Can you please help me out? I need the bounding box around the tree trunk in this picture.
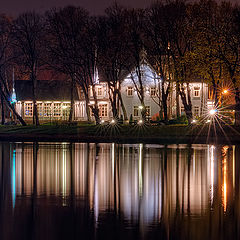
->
[92,85,100,124]
[233,78,240,126]
[0,86,26,126]
[69,77,74,122]
[118,91,128,121]
[179,84,193,124]
[176,82,180,118]
[1,94,4,125]
[32,74,39,126]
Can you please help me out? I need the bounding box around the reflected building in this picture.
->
[6,142,237,238]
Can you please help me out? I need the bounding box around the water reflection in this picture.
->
[0,142,239,239]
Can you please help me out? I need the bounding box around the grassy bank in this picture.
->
[0,123,239,144]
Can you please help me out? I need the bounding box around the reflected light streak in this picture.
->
[112,143,115,181]
[139,144,143,197]
[11,149,16,209]
[62,147,67,205]
[222,146,228,212]
[233,146,235,190]
[210,145,215,206]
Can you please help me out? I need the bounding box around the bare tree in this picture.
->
[145,2,174,122]
[125,9,148,121]
[0,15,26,125]
[97,4,130,121]
[12,12,44,125]
[46,7,101,124]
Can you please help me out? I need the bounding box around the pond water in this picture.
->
[0,142,239,240]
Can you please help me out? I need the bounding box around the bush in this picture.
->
[168,115,188,125]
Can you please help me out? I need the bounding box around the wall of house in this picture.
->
[120,64,210,121]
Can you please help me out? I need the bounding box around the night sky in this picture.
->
[1,0,149,16]
[1,0,239,16]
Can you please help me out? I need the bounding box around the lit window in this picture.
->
[127,87,133,96]
[99,104,108,117]
[194,106,200,116]
[89,86,93,97]
[97,87,103,96]
[150,88,156,97]
[44,103,52,117]
[62,103,70,119]
[146,106,150,116]
[181,107,185,115]
[134,106,139,116]
[53,103,61,116]
[24,103,33,117]
[194,87,200,97]
[37,103,43,117]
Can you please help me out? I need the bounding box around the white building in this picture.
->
[15,64,211,122]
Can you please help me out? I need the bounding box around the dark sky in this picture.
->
[1,0,239,16]
[0,0,150,16]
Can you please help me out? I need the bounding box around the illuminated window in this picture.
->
[146,106,150,116]
[150,88,156,97]
[44,103,52,117]
[37,103,43,117]
[194,87,200,97]
[89,86,93,97]
[194,106,200,116]
[127,87,133,96]
[62,103,70,119]
[53,103,61,116]
[24,103,33,117]
[208,85,214,100]
[97,87,103,96]
[133,106,139,116]
[181,107,185,115]
[99,104,108,117]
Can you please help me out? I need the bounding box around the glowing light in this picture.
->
[139,106,143,110]
[222,146,228,212]
[206,119,211,123]
[191,119,196,124]
[209,109,217,115]
[138,120,143,125]
[100,120,105,124]
[222,89,228,95]
[11,150,16,209]
[62,105,68,109]
[111,119,115,124]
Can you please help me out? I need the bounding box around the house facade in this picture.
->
[14,64,211,123]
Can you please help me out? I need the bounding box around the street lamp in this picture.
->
[222,89,228,95]
[209,109,217,116]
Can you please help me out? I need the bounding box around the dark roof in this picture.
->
[15,80,79,101]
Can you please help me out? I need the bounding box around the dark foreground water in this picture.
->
[0,142,239,240]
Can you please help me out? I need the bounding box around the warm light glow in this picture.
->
[62,105,68,109]
[209,109,217,115]
[100,120,105,124]
[138,120,143,125]
[222,146,228,212]
[139,106,143,110]
[111,119,115,124]
[222,89,228,95]
[191,119,196,124]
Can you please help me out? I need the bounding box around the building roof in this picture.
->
[15,80,79,101]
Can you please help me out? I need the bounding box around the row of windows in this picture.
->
[133,106,150,117]
[126,87,201,97]
[24,103,70,117]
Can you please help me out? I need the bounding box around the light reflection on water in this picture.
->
[0,142,239,239]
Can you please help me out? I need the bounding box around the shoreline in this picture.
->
[0,124,240,144]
